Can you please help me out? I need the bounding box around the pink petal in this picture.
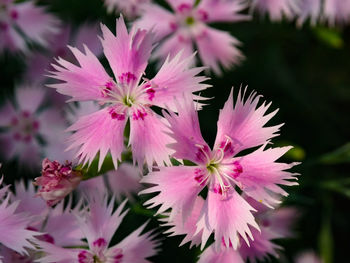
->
[296,0,322,26]
[14,2,60,47]
[148,51,209,110]
[15,86,45,113]
[250,0,299,21]
[197,186,258,250]
[197,0,250,23]
[74,23,103,57]
[76,196,128,248]
[235,145,299,207]
[0,26,27,52]
[49,45,111,101]
[129,108,173,168]
[214,88,282,156]
[164,95,210,164]
[195,25,244,75]
[135,4,175,41]
[153,30,195,67]
[100,16,154,85]
[67,108,127,169]
[164,196,205,248]
[0,198,38,254]
[324,0,350,25]
[107,162,143,201]
[114,221,159,263]
[198,245,244,263]
[0,100,16,126]
[166,0,194,11]
[141,166,205,220]
[36,240,80,263]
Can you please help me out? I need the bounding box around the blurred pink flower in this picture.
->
[0,178,39,255]
[248,0,299,21]
[0,0,59,53]
[34,158,82,206]
[37,195,159,263]
[141,89,298,250]
[238,196,299,262]
[136,0,249,74]
[2,181,84,262]
[104,0,151,19]
[0,86,65,168]
[295,251,323,263]
[48,16,208,169]
[296,0,322,26]
[323,0,350,26]
[25,23,103,86]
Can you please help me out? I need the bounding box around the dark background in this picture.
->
[0,0,349,262]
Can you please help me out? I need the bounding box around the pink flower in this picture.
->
[0,86,65,168]
[104,0,151,19]
[2,181,85,261]
[0,0,59,53]
[34,158,82,206]
[248,0,299,21]
[25,23,103,86]
[37,195,159,263]
[238,196,298,262]
[323,0,350,26]
[135,0,249,74]
[0,178,39,255]
[296,0,322,26]
[198,245,244,263]
[48,16,208,169]
[295,251,323,263]
[141,89,298,249]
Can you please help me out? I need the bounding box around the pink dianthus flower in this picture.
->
[141,88,298,250]
[135,0,249,74]
[48,16,208,169]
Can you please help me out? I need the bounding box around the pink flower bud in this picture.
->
[34,158,82,206]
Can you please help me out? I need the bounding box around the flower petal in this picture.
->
[164,95,210,164]
[235,145,299,207]
[197,186,258,250]
[48,45,111,101]
[148,51,209,110]
[15,86,45,113]
[195,26,243,75]
[100,16,154,85]
[67,108,127,169]
[214,88,282,156]
[129,109,173,168]
[141,166,205,221]
[198,245,244,263]
[114,221,159,263]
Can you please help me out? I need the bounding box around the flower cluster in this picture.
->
[0,0,315,261]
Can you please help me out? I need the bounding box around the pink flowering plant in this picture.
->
[1,0,349,262]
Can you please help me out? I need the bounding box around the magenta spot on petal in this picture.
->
[177,34,190,43]
[40,233,55,244]
[195,145,210,163]
[219,140,235,156]
[195,30,208,40]
[109,108,126,120]
[194,168,207,186]
[32,120,40,130]
[78,250,92,263]
[0,22,9,31]
[230,161,243,179]
[177,3,192,13]
[22,110,30,118]
[146,88,155,101]
[197,9,209,21]
[23,135,32,143]
[213,185,223,195]
[13,132,21,141]
[93,237,107,248]
[10,117,18,126]
[132,109,147,120]
[262,219,270,227]
[10,10,18,20]
[169,21,178,31]
[118,72,137,84]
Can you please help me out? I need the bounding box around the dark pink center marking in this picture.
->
[109,108,125,120]
[132,109,147,120]
[119,72,137,84]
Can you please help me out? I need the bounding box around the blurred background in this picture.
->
[0,0,349,262]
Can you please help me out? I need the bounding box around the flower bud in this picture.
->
[34,158,82,206]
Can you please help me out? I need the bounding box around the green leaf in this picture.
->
[320,142,350,164]
[313,27,344,49]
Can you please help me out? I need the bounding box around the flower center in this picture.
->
[10,111,40,143]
